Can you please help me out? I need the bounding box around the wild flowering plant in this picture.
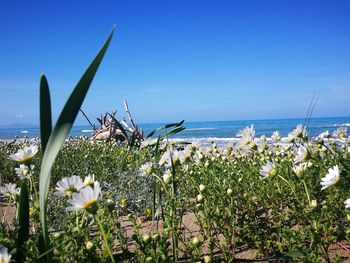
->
[1,27,350,262]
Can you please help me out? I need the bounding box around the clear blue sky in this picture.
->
[0,0,349,126]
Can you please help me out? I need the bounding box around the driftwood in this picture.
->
[80,100,143,143]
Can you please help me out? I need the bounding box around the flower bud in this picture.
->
[163,173,172,185]
[204,255,212,263]
[197,194,204,203]
[192,236,200,247]
[145,256,153,263]
[199,184,206,192]
[227,188,233,197]
[85,241,94,251]
[310,200,317,208]
[143,234,151,244]
[106,198,115,210]
[152,233,160,241]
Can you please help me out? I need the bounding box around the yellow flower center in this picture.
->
[83,199,97,210]
[243,139,250,146]
[302,150,309,161]
[269,168,277,177]
[84,181,94,187]
[19,156,33,164]
[65,187,78,197]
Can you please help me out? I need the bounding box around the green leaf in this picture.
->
[146,129,156,139]
[16,180,29,263]
[155,135,161,156]
[146,120,185,138]
[40,75,52,153]
[164,120,184,129]
[39,27,115,253]
[283,250,304,258]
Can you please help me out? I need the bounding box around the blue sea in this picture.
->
[0,117,349,141]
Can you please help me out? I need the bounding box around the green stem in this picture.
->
[28,173,39,206]
[277,174,302,205]
[95,214,115,262]
[302,179,311,206]
[80,210,86,228]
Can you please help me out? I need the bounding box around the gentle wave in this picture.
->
[21,130,28,134]
[81,129,93,133]
[186,128,217,131]
[333,123,350,127]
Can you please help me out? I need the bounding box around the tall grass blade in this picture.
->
[39,75,52,153]
[39,27,114,253]
[16,180,29,263]
[164,120,184,129]
[146,120,185,138]
[146,129,156,139]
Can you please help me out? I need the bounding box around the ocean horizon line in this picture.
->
[1,115,350,129]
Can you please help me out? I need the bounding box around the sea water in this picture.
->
[0,117,349,141]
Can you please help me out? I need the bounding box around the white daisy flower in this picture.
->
[66,182,101,214]
[0,183,20,199]
[171,149,185,165]
[180,145,192,163]
[344,198,350,209]
[9,144,39,164]
[159,149,171,167]
[315,131,330,142]
[320,165,341,190]
[236,125,255,139]
[292,162,308,177]
[236,135,253,149]
[257,137,268,152]
[139,162,153,176]
[159,148,184,167]
[288,124,307,142]
[333,127,347,139]
[260,161,277,179]
[55,175,84,197]
[271,131,281,142]
[14,164,30,178]
[83,174,95,187]
[236,145,252,157]
[294,145,310,163]
[0,247,11,263]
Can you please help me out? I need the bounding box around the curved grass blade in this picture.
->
[146,129,156,139]
[108,113,128,140]
[16,180,29,263]
[164,120,184,129]
[39,27,115,252]
[40,75,52,153]
[146,120,185,138]
[154,135,161,155]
